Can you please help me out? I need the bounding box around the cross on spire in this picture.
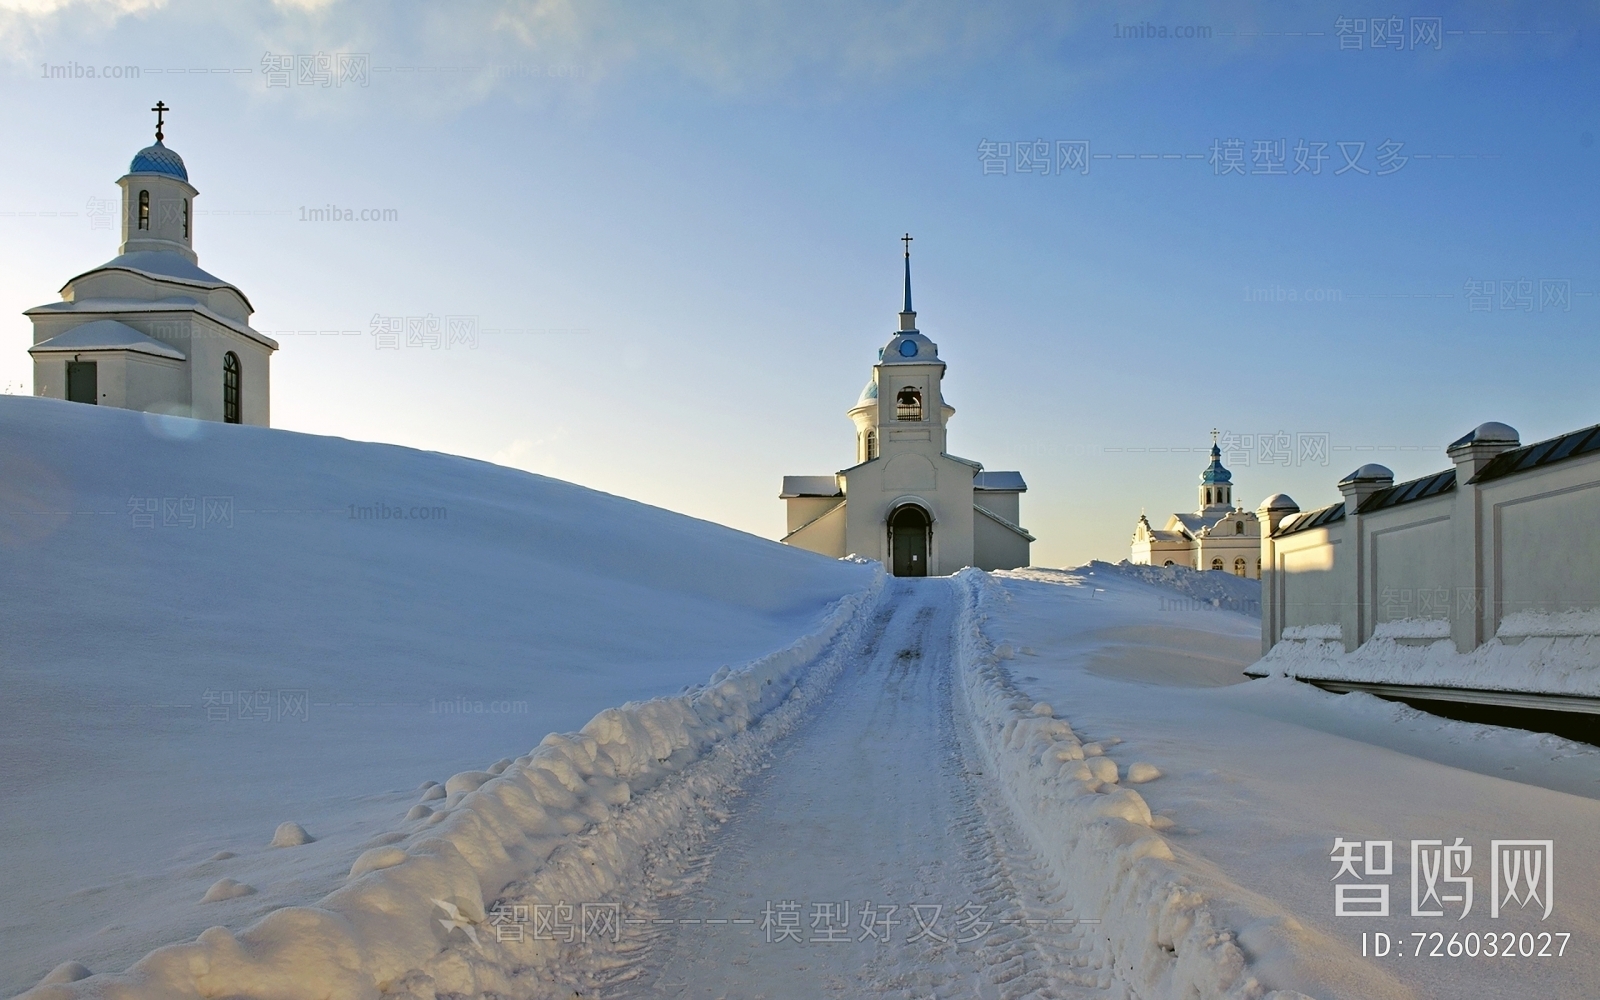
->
[151,100,168,142]
[1211,427,1219,446]
[901,232,913,257]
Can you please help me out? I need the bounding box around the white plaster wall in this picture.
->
[973,509,1029,571]
[1490,457,1600,620]
[1366,499,1453,623]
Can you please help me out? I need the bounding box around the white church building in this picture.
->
[780,241,1032,576]
[1129,434,1261,578]
[26,105,276,424]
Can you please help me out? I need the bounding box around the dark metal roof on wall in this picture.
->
[973,470,1027,491]
[1357,468,1456,514]
[1274,501,1345,537]
[1472,422,1600,484]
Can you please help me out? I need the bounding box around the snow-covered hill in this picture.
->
[0,395,873,994]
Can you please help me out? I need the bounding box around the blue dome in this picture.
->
[129,141,188,180]
[857,378,879,405]
[1200,444,1233,484]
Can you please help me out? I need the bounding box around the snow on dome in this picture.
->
[1339,463,1394,484]
[878,331,938,365]
[1259,493,1298,510]
[1449,421,1520,450]
[128,141,188,181]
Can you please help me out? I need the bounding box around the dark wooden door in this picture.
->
[890,506,929,577]
[66,361,97,404]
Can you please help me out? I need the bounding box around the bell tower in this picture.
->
[847,235,955,460]
[1198,429,1234,511]
[117,101,200,263]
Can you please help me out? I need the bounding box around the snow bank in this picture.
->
[1261,616,1600,697]
[951,569,1408,1000]
[0,394,875,992]
[16,570,885,999]
[1095,560,1262,616]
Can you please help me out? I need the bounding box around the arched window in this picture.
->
[138,190,150,230]
[1255,558,1261,578]
[1162,560,1174,567]
[182,199,189,238]
[223,351,241,423]
[1235,520,1244,534]
[866,429,877,460]
[1205,488,1212,504]
[895,387,922,421]
[1210,557,1224,571]
[1234,557,1246,577]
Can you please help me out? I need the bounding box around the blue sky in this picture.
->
[2,0,1595,566]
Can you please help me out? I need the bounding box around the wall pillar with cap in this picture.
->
[1446,422,1521,653]
[1256,493,1301,655]
[1336,464,1394,652]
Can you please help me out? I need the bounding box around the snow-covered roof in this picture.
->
[974,503,1036,541]
[1171,512,1227,535]
[780,475,842,498]
[68,250,228,290]
[27,297,278,351]
[973,470,1027,492]
[28,319,187,360]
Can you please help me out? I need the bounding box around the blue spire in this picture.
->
[900,233,914,314]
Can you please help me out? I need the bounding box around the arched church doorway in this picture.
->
[889,505,930,577]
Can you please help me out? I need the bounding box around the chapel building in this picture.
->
[26,106,276,424]
[780,242,1032,576]
[1129,435,1261,577]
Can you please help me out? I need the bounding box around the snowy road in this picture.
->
[585,579,1115,999]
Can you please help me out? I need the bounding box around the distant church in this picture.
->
[1129,433,1261,577]
[26,104,276,424]
[780,239,1032,576]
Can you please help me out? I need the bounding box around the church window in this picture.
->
[1210,557,1224,571]
[1233,557,1246,577]
[1162,560,1174,567]
[182,199,189,238]
[1205,488,1211,505]
[895,387,922,421]
[223,351,241,423]
[1255,558,1261,578]
[866,430,878,460]
[1236,520,1244,534]
[138,190,150,230]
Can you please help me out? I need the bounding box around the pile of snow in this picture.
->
[984,566,1600,1000]
[0,395,875,994]
[17,573,884,999]
[1092,560,1262,616]
[1260,616,1600,697]
[952,569,1407,1000]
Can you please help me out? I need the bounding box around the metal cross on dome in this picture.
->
[151,101,169,142]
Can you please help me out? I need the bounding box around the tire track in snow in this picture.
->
[591,578,1118,999]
